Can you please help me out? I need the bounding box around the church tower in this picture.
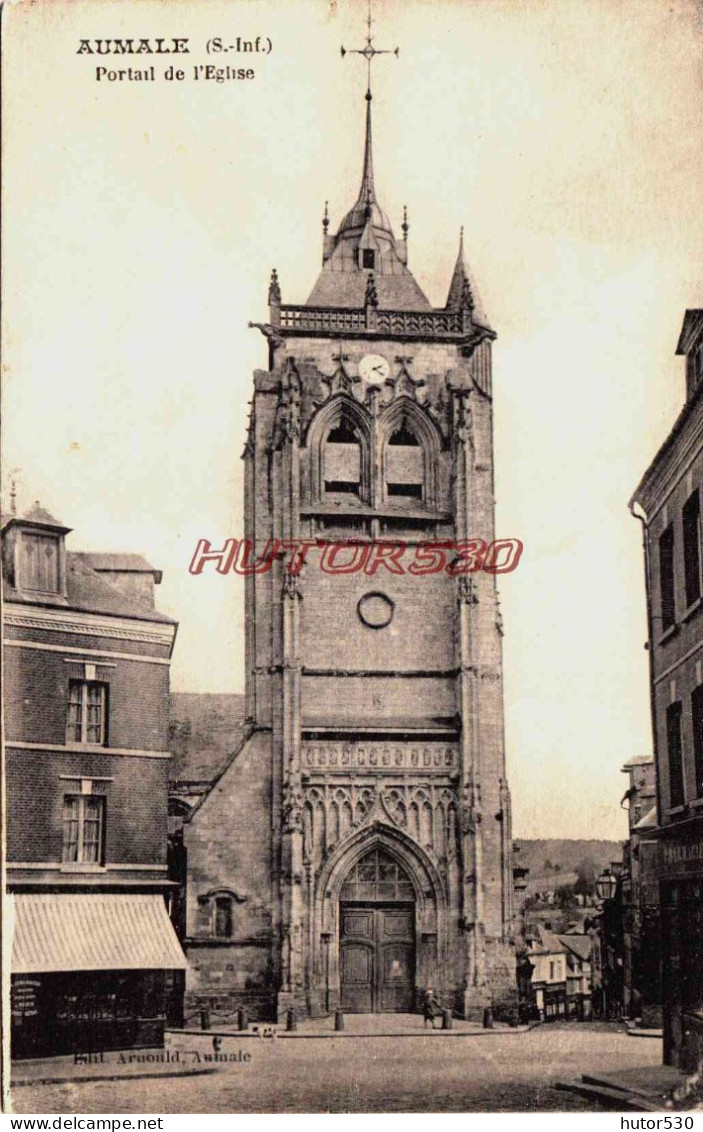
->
[184,14,517,1022]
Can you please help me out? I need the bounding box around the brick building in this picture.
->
[183,48,517,1023]
[3,503,187,1059]
[630,308,703,1069]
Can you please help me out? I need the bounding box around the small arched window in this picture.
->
[324,417,362,496]
[214,896,233,938]
[385,421,424,500]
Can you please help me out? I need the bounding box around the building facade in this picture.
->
[619,756,661,1026]
[184,55,517,1022]
[526,927,567,1021]
[630,309,703,1069]
[558,933,593,1021]
[3,504,187,1059]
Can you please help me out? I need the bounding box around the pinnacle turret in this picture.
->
[445,228,489,328]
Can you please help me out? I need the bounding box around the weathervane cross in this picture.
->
[340,0,399,91]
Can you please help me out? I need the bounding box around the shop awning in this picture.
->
[11,893,188,974]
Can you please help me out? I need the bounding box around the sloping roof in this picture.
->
[633,804,658,830]
[630,377,703,510]
[307,267,431,312]
[3,552,175,625]
[675,309,703,355]
[72,552,159,575]
[534,925,566,954]
[169,693,248,784]
[621,755,654,769]
[558,934,592,962]
[11,893,187,973]
[22,502,69,529]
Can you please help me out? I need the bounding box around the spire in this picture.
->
[337,0,398,237]
[446,228,467,309]
[337,84,392,237]
[359,88,376,209]
[307,3,431,312]
[445,227,488,326]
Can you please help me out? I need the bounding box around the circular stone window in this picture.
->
[357,591,395,629]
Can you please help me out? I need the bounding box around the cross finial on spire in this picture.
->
[340,0,399,219]
[340,0,399,96]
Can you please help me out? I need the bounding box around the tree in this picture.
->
[556,884,576,910]
[573,856,597,897]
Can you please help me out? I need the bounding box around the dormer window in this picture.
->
[362,249,375,269]
[3,504,69,595]
[20,531,61,593]
[324,418,361,496]
[386,423,423,500]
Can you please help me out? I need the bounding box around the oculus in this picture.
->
[357,591,394,629]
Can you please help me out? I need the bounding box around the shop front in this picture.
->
[656,823,703,1070]
[11,893,187,1060]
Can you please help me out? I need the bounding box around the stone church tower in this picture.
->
[184,47,517,1022]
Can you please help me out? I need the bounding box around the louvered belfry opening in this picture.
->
[323,417,362,496]
[386,422,423,499]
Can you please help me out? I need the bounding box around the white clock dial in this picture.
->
[359,354,390,383]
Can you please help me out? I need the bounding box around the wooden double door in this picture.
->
[340,904,415,1013]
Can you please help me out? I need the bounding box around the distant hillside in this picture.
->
[514,839,622,888]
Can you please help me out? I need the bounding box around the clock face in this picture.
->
[359,353,390,383]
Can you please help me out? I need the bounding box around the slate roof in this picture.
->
[168,693,248,784]
[307,266,431,312]
[675,309,703,355]
[72,552,160,575]
[558,934,592,963]
[3,552,175,625]
[533,925,566,954]
[2,504,174,625]
[22,502,70,529]
[445,230,490,328]
[305,89,431,313]
[630,370,703,510]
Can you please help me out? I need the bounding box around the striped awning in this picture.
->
[11,894,188,974]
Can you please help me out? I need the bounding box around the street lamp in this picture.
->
[596,868,618,901]
[595,868,621,1022]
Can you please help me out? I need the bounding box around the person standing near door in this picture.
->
[422,987,443,1029]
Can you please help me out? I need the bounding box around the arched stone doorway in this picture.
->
[339,847,415,1012]
[313,821,448,1015]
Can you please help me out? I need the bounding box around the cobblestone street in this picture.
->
[12,1024,663,1114]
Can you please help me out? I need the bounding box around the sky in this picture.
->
[4,0,703,839]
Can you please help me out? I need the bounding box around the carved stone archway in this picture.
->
[311,821,448,1012]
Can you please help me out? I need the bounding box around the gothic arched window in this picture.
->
[385,420,424,501]
[323,417,362,497]
[341,847,414,902]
